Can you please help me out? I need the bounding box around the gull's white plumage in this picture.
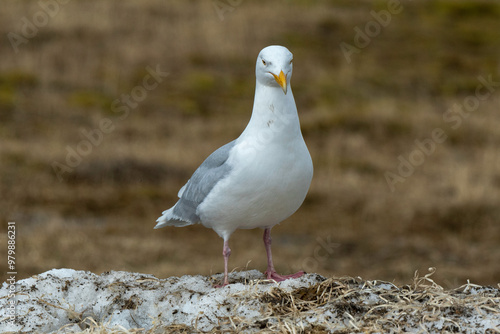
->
[155,45,313,286]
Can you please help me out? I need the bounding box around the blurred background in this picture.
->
[1,0,499,288]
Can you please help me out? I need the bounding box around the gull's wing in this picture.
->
[155,140,236,228]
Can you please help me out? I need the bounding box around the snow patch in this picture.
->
[1,269,499,333]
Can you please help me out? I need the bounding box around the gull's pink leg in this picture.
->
[214,240,231,288]
[263,228,304,282]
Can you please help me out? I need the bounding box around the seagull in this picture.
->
[155,45,313,287]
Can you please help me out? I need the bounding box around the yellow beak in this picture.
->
[271,70,287,94]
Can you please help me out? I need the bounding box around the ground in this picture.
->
[1,269,499,333]
[0,0,500,289]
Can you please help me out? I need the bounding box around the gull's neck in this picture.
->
[239,83,302,142]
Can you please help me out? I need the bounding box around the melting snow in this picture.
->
[1,269,499,333]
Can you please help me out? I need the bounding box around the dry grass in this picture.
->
[1,0,500,287]
[21,269,500,333]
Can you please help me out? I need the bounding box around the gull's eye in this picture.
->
[262,59,267,66]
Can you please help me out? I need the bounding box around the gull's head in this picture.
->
[256,45,293,95]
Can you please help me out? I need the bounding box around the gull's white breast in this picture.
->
[197,127,313,239]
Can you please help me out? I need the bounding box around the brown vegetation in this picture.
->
[1,0,499,287]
